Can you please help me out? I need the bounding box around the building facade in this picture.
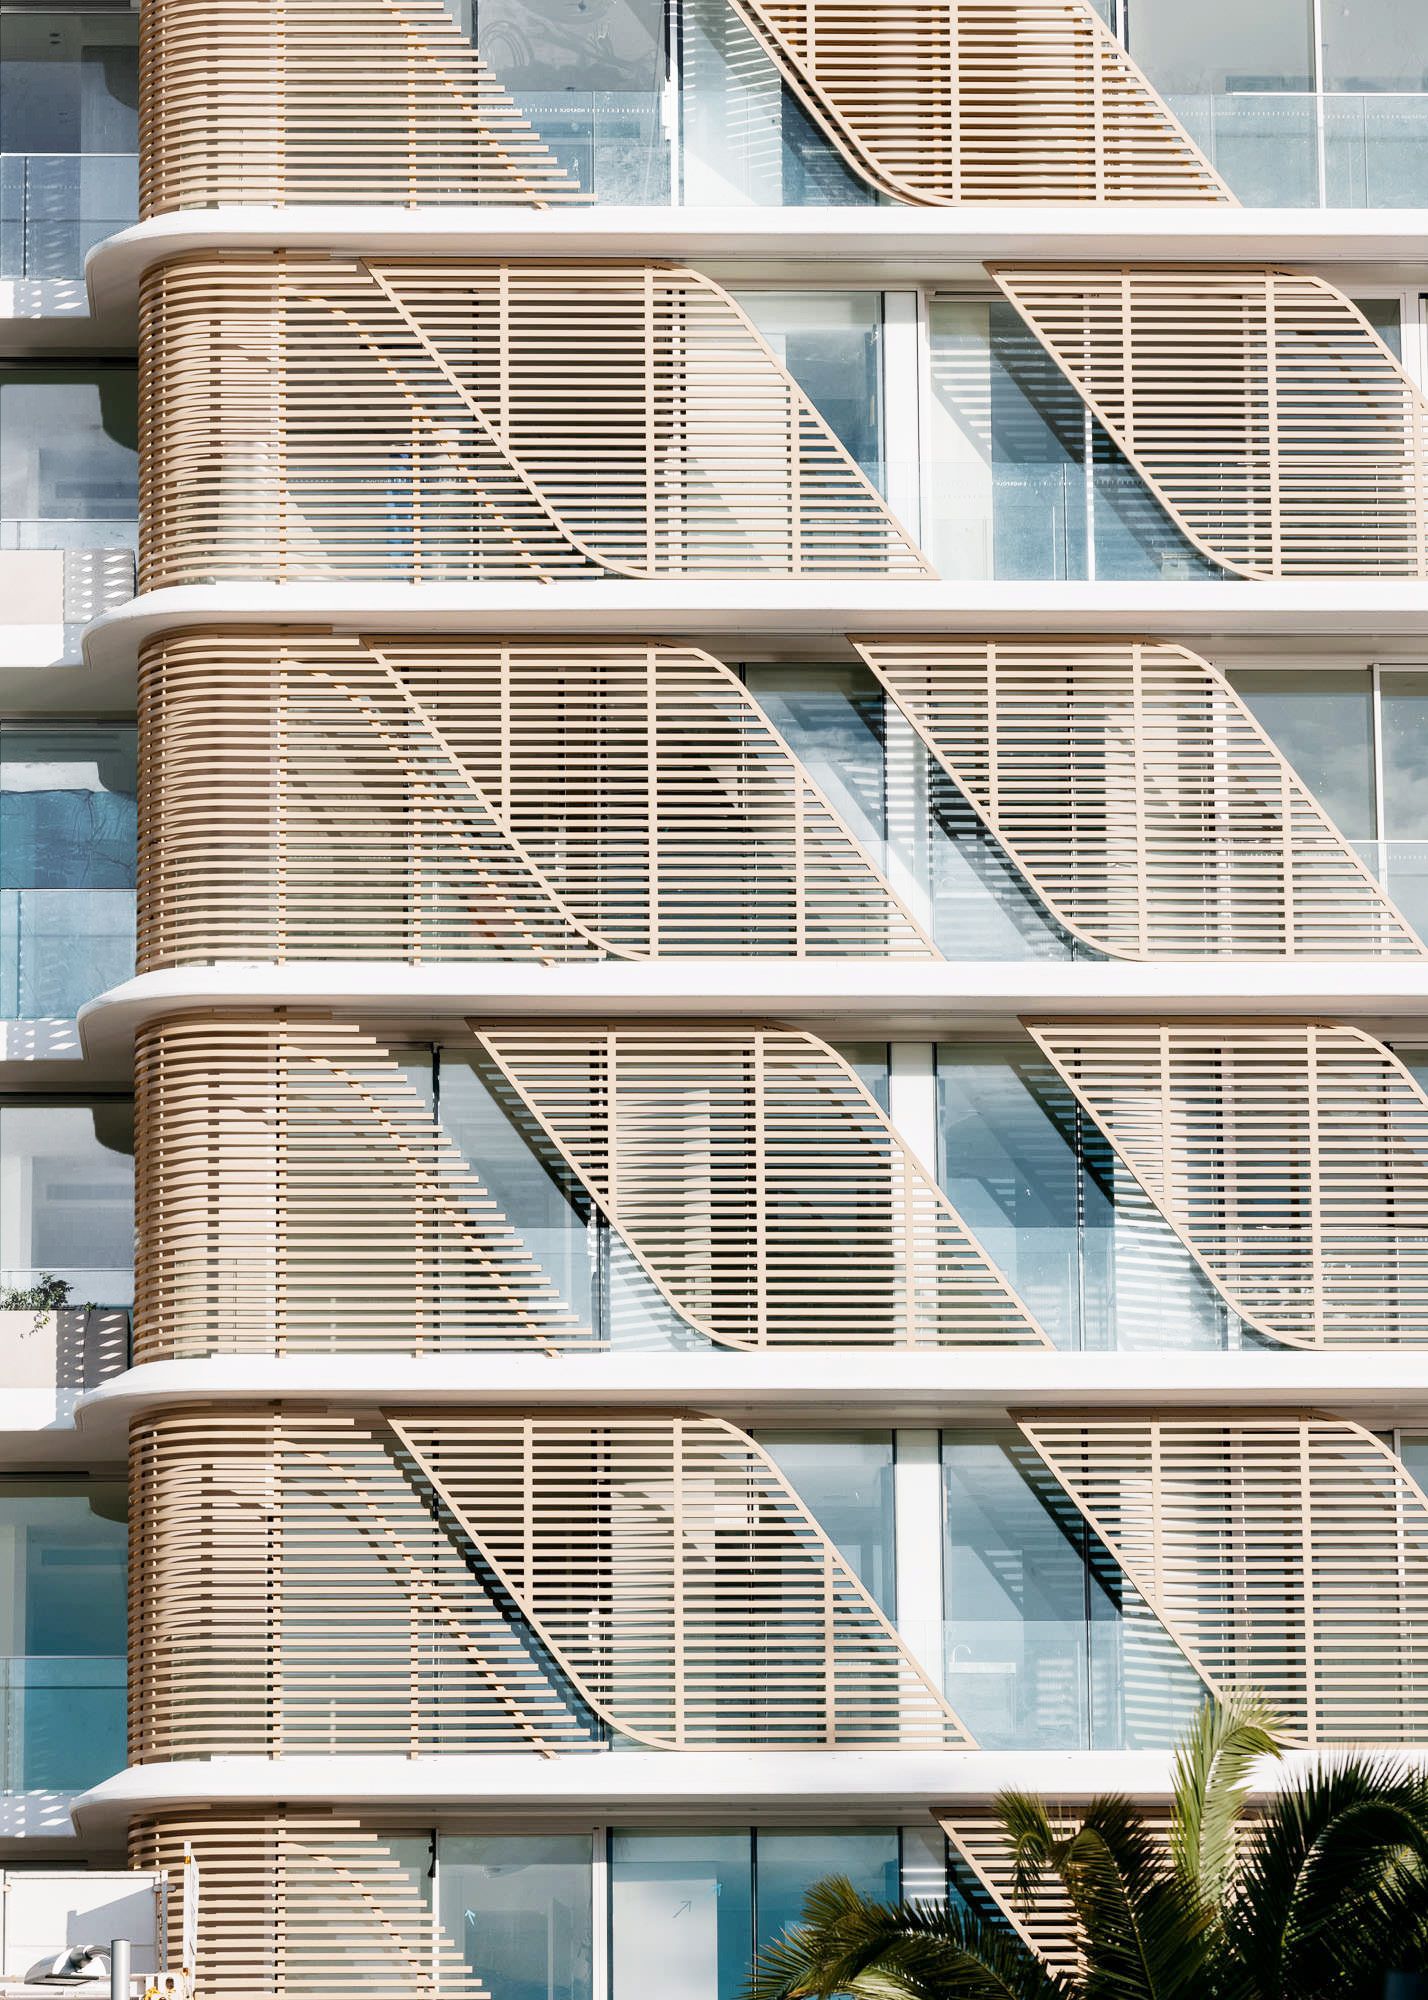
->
[3,0,1428,1992]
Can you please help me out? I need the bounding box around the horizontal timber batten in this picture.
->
[138,253,929,589]
[136,631,935,967]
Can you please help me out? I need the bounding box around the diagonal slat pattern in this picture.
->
[1025,1019,1428,1347]
[129,1407,600,1759]
[857,637,1423,958]
[993,266,1428,578]
[133,1014,593,1362]
[139,254,930,587]
[1021,1414,1428,1744]
[392,1412,973,1748]
[727,0,1230,204]
[140,0,584,211]
[472,1023,1049,1348]
[136,631,935,966]
[129,1812,494,2000]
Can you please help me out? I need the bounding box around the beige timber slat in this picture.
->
[727,0,1230,204]
[471,1022,1050,1348]
[140,0,584,211]
[136,631,936,967]
[856,637,1424,959]
[1025,1019,1428,1348]
[993,266,1428,579]
[133,1013,593,1362]
[391,1412,973,1748]
[138,253,930,589]
[1021,1414,1428,1745]
[129,1407,599,1759]
[129,1811,491,2000]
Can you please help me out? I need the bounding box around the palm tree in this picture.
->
[745,1698,1428,2000]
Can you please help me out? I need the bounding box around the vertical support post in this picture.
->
[894,1428,944,1686]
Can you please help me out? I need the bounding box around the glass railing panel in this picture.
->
[0,1654,125,1791]
[1164,92,1320,205]
[0,518,137,554]
[1324,94,1428,205]
[0,886,135,1020]
[0,153,138,278]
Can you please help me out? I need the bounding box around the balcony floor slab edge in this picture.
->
[83,583,1428,687]
[73,1748,1420,1837]
[72,1350,1428,1445]
[86,205,1428,319]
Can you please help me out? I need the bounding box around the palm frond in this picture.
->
[1047,1800,1212,2000]
[1169,1694,1282,1910]
[742,1877,1071,2000]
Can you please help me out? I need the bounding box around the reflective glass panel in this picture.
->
[757,1433,897,1614]
[0,725,136,1017]
[0,1477,126,1790]
[1230,669,1377,841]
[439,1835,594,2000]
[1322,0,1428,91]
[1377,670,1428,938]
[736,292,884,485]
[936,1044,1243,1350]
[941,1430,1204,1751]
[0,365,137,546]
[755,1831,899,1958]
[610,1833,753,2000]
[0,1097,133,1305]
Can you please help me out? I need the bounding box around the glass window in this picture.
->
[936,1043,1243,1351]
[0,366,138,546]
[0,725,136,1017]
[1230,669,1377,841]
[1377,670,1428,937]
[1128,0,1314,91]
[1323,0,1428,91]
[0,1477,126,1791]
[0,1097,134,1306]
[941,1430,1203,1752]
[927,297,1217,582]
[757,1433,897,1615]
[439,1835,593,2000]
[1356,296,1405,359]
[454,0,669,202]
[755,1831,899,1958]
[679,0,873,207]
[610,1833,753,2000]
[736,293,884,485]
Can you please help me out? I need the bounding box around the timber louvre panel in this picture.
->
[128,1407,602,1759]
[390,1412,972,1747]
[1025,1019,1428,1348]
[140,0,584,211]
[138,254,930,588]
[472,1023,1051,1348]
[992,266,1428,579]
[129,1812,495,2000]
[132,1014,595,1361]
[857,637,1424,959]
[1020,1415,1428,1745]
[724,0,1231,204]
[136,632,936,966]
[130,1407,972,1754]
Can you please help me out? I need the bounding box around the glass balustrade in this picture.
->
[0,8,137,274]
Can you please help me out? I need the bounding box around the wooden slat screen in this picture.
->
[140,0,584,211]
[132,1014,594,1362]
[1021,1414,1428,1744]
[129,1812,492,2000]
[728,0,1231,204]
[472,1023,1050,1348]
[136,632,935,967]
[130,1406,970,1755]
[993,266,1428,578]
[138,254,930,588]
[857,637,1424,959]
[129,1407,602,1759]
[1025,1019,1428,1348]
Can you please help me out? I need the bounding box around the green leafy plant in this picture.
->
[0,1272,73,1313]
[745,1696,1428,2000]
